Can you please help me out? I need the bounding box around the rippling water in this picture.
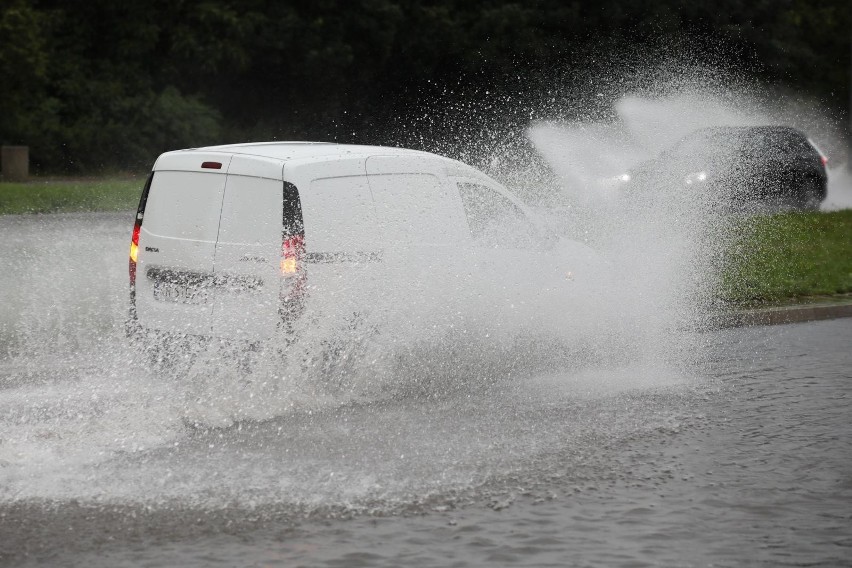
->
[1,213,850,567]
[57,320,852,567]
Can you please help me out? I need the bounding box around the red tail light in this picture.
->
[130,220,141,286]
[130,222,140,260]
[128,173,154,331]
[808,139,828,168]
[281,234,305,276]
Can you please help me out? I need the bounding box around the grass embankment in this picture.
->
[0,178,142,215]
[721,209,852,305]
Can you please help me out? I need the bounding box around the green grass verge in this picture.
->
[721,209,852,305]
[0,178,143,214]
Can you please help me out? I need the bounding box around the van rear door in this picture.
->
[210,155,283,339]
[134,152,233,336]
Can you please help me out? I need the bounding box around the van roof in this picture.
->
[186,141,431,161]
[155,141,495,184]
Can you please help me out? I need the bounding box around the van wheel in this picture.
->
[316,313,378,390]
[140,332,201,377]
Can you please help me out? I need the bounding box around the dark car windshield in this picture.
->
[666,131,735,157]
[660,129,740,168]
[741,128,812,155]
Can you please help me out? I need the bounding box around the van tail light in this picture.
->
[820,155,828,167]
[129,173,154,327]
[127,217,141,334]
[281,233,305,276]
[130,220,141,286]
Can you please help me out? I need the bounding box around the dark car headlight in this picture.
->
[684,171,708,185]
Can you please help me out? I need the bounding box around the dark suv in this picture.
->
[623,126,828,211]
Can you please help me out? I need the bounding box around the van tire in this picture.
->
[139,331,201,377]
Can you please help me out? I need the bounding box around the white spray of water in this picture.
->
[530,92,850,209]
[0,74,848,505]
[823,168,852,210]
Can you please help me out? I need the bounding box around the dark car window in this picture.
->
[665,130,737,161]
[665,127,815,166]
[772,132,810,155]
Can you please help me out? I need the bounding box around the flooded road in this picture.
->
[1,213,850,566]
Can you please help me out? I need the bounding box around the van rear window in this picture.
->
[135,172,154,222]
[142,171,227,242]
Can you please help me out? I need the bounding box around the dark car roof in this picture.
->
[672,126,811,152]
[629,125,821,180]
[685,125,805,137]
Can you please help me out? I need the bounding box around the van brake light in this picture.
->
[130,222,140,263]
[201,161,222,169]
[281,234,305,275]
[129,220,141,289]
[129,172,154,323]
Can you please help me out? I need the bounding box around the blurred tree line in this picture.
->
[1,0,849,173]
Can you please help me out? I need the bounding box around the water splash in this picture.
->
[0,67,848,509]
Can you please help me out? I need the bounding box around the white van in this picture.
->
[128,142,607,348]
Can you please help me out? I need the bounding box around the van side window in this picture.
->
[135,171,154,222]
[368,173,467,245]
[457,182,537,248]
[305,175,378,251]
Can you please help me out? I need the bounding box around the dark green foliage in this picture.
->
[0,0,849,173]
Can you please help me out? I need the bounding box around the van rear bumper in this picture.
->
[126,299,304,344]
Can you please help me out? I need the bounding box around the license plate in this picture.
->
[152,281,210,304]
